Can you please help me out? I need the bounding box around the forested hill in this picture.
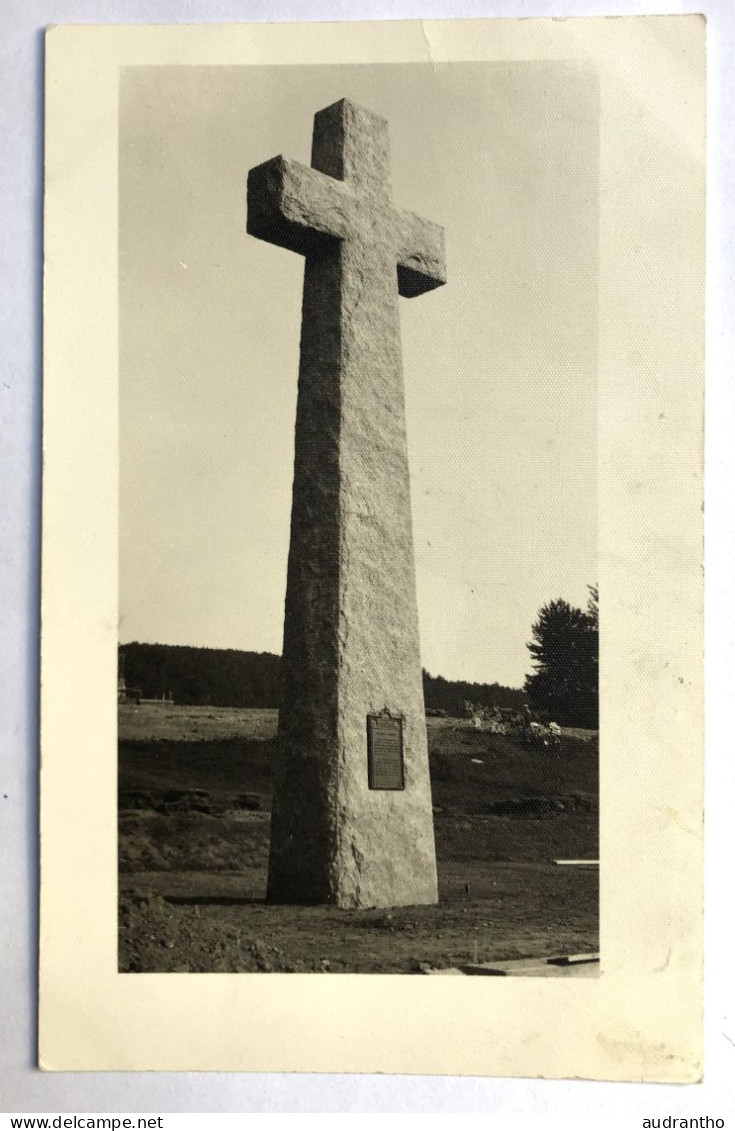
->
[421,671,526,714]
[119,642,526,715]
[120,643,281,708]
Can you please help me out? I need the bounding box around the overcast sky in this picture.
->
[119,61,598,687]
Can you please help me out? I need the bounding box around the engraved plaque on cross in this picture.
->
[367,714,405,791]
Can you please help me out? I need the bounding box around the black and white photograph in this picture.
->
[117,61,600,976]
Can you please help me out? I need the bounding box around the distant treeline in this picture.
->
[421,671,526,715]
[119,642,525,715]
[120,643,281,708]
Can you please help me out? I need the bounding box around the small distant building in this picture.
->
[117,654,142,705]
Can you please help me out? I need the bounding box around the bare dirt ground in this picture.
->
[119,704,598,973]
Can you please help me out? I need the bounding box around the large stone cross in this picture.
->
[247,97,446,299]
[247,99,445,909]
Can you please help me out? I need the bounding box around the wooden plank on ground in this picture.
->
[459,954,600,977]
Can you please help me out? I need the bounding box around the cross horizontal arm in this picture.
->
[247,156,351,257]
[394,210,447,298]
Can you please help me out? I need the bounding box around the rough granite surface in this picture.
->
[247,99,446,908]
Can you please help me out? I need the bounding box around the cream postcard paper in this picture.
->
[41,17,704,1077]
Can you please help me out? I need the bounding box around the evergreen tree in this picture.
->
[524,587,599,727]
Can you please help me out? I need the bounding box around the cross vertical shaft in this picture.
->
[248,100,446,908]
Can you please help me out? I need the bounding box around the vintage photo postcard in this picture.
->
[41,16,704,1078]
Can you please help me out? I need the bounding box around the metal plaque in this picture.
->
[367,714,405,790]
